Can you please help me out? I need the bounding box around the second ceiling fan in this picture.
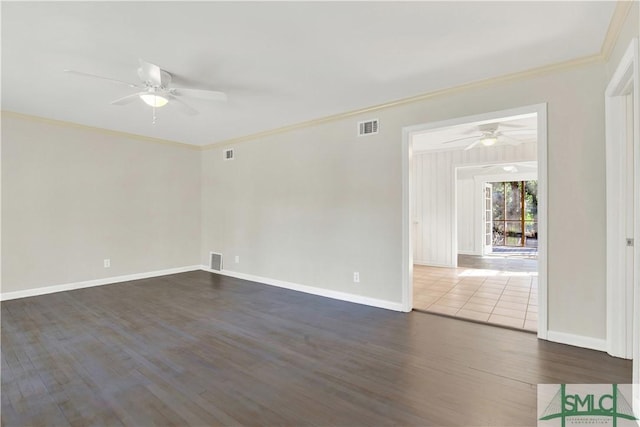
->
[443,123,536,151]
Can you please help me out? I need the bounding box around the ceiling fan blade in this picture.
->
[168,95,199,116]
[110,92,144,105]
[441,134,482,144]
[138,59,164,86]
[64,69,140,88]
[501,134,529,145]
[464,140,481,151]
[172,87,228,102]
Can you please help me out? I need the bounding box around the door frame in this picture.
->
[605,38,639,363]
[453,166,537,257]
[401,103,548,339]
[483,182,493,256]
[468,171,538,257]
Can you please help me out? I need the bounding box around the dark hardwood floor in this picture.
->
[1,271,632,426]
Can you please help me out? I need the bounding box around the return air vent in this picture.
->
[210,252,223,271]
[358,119,379,136]
[223,148,234,161]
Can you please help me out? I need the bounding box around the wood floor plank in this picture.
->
[2,270,632,426]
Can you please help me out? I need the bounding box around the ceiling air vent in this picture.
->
[224,148,234,161]
[358,119,379,136]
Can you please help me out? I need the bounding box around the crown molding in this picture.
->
[1,110,199,150]
[600,0,635,61]
[201,53,602,150]
[5,2,632,152]
[201,1,634,150]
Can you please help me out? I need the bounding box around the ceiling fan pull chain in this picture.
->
[152,105,157,124]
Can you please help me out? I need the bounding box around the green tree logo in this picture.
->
[539,384,638,426]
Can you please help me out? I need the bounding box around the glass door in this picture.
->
[483,183,493,255]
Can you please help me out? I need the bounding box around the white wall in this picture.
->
[200,123,401,303]
[200,60,612,339]
[457,178,475,255]
[1,114,202,293]
[412,143,536,267]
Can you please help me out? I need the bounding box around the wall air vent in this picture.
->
[210,252,223,271]
[224,148,234,161]
[358,119,379,136]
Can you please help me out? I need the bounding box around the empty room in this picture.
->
[2,2,639,426]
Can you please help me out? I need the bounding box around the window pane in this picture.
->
[525,221,538,248]
[492,183,505,220]
[525,180,538,222]
[506,221,522,246]
[505,182,522,220]
[493,222,505,246]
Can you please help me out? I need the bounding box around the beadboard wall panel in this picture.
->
[413,142,536,267]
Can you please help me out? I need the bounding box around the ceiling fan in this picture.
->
[64,59,227,117]
[443,123,536,151]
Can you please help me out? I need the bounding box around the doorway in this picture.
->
[413,161,539,330]
[402,104,548,338]
[604,37,638,412]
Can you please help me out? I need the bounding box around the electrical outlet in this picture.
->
[104,259,111,268]
[353,272,360,283]
[235,255,240,264]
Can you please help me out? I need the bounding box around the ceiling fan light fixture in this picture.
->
[139,93,169,108]
[481,136,497,146]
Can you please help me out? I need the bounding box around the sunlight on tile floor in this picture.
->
[413,264,538,331]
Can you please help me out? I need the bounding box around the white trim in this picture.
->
[402,103,548,338]
[605,37,639,360]
[457,250,479,256]
[0,265,202,301]
[451,163,458,268]
[201,266,405,312]
[536,106,548,340]
[413,261,457,269]
[402,125,414,312]
[546,330,607,353]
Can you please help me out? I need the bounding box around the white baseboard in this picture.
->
[201,266,405,312]
[546,330,607,352]
[457,250,479,256]
[413,261,456,268]
[0,265,201,301]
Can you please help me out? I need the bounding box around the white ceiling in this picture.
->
[1,2,615,146]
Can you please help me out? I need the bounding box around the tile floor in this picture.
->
[413,257,538,331]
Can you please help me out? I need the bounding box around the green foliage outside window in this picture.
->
[489,180,537,247]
